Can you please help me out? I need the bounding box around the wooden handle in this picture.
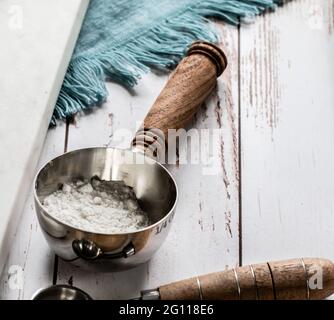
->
[159,258,334,300]
[132,41,227,159]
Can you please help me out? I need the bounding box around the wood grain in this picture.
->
[160,258,334,300]
[132,42,227,158]
[240,0,334,298]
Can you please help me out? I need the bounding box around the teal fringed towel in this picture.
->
[53,0,284,125]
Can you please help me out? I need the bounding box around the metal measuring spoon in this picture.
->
[32,285,92,300]
[32,284,158,300]
[32,257,334,300]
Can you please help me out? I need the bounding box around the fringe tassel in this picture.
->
[52,0,283,125]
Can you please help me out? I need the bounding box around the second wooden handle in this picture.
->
[132,41,227,158]
[159,258,334,300]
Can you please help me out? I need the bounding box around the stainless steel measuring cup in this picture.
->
[34,41,227,272]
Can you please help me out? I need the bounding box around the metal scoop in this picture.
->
[32,257,334,300]
[32,285,92,300]
[32,284,156,300]
[34,41,228,272]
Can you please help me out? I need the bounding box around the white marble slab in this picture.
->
[0,0,89,275]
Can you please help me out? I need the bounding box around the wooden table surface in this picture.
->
[1,0,334,300]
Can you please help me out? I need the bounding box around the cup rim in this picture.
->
[33,146,178,236]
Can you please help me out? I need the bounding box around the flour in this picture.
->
[42,178,150,233]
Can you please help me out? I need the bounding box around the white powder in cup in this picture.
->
[42,178,150,233]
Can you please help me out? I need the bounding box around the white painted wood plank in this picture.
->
[0,124,66,300]
[240,0,334,271]
[56,23,240,299]
[0,0,89,276]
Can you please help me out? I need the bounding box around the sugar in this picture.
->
[42,179,150,233]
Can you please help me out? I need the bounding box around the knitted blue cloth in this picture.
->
[53,0,284,124]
